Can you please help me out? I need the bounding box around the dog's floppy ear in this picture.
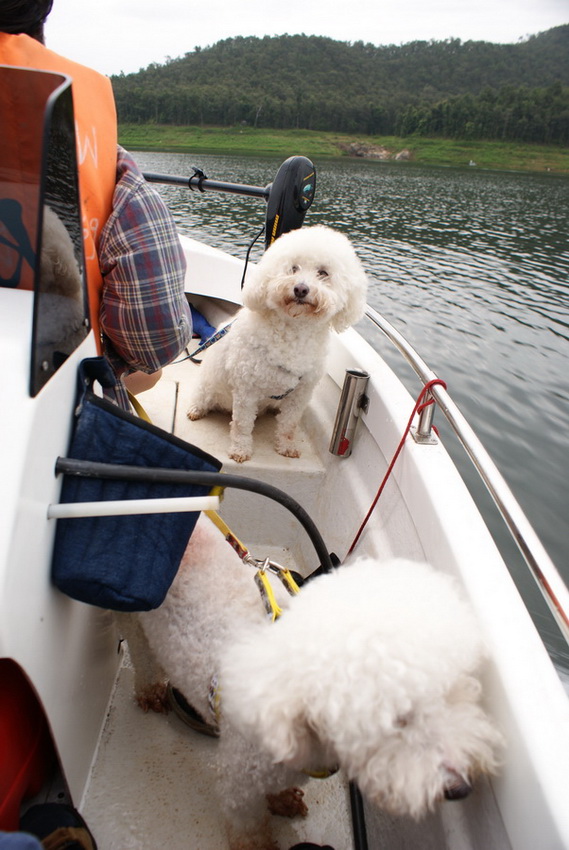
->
[241,261,270,312]
[220,632,314,766]
[330,264,368,333]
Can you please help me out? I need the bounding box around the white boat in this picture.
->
[1,66,569,850]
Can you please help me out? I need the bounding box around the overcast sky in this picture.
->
[45,0,568,77]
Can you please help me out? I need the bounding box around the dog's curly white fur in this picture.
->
[121,516,503,850]
[186,225,368,462]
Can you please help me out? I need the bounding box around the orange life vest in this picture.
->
[0,33,117,346]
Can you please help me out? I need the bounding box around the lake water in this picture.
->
[133,150,569,673]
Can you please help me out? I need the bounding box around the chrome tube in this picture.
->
[329,369,370,457]
[364,305,569,645]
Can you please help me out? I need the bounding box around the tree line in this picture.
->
[111,27,569,144]
[398,83,569,144]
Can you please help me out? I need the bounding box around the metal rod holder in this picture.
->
[329,369,370,458]
[412,389,438,444]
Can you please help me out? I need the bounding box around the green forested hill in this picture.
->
[111,27,569,143]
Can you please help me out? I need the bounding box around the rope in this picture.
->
[346,378,447,557]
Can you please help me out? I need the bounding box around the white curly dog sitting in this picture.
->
[186,225,368,462]
[120,515,503,850]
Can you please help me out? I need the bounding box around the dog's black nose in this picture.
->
[294,283,309,300]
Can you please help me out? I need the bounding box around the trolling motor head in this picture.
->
[264,156,316,248]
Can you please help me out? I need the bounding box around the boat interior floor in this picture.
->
[82,646,353,850]
[78,359,355,848]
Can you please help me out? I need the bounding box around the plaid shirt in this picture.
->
[99,147,192,408]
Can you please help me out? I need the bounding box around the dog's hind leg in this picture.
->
[115,613,169,713]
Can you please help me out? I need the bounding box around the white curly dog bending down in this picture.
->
[186,225,368,462]
[121,516,503,850]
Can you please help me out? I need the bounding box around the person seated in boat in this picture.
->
[0,0,192,409]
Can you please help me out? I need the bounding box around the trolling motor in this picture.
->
[263,155,316,247]
[143,155,316,247]
[144,157,316,289]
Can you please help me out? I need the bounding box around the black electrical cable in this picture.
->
[55,457,334,573]
[240,224,265,289]
[349,783,369,850]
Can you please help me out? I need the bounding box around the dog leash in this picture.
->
[205,507,300,621]
[173,320,235,365]
[204,508,339,780]
[127,390,152,421]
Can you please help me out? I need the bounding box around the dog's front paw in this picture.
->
[266,787,308,818]
[229,447,252,463]
[276,444,301,458]
[136,681,170,714]
[187,405,205,421]
[275,429,302,458]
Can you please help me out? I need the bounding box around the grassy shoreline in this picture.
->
[119,123,569,174]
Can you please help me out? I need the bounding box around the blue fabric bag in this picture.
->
[51,358,221,611]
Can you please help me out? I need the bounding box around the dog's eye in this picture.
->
[291,265,300,274]
[317,268,329,279]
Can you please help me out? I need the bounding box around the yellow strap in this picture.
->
[204,506,298,617]
[205,509,249,559]
[302,764,340,780]
[124,396,288,614]
[127,390,152,422]
[277,568,301,596]
[254,570,283,621]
